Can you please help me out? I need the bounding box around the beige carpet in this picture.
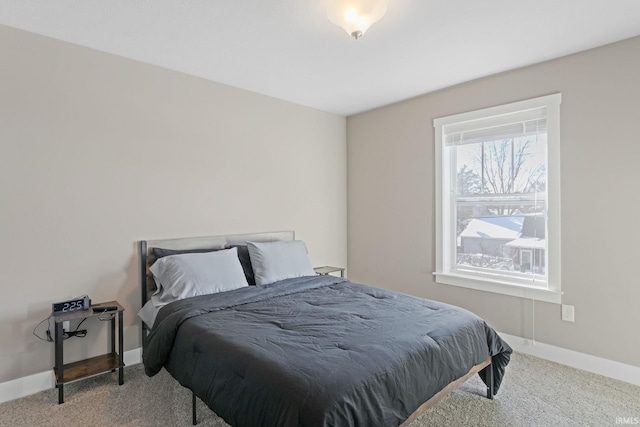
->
[1,352,638,426]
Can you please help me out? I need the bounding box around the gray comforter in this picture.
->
[144,275,511,427]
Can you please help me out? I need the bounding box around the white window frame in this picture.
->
[433,94,561,304]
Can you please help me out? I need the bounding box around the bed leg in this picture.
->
[192,391,197,425]
[486,360,494,400]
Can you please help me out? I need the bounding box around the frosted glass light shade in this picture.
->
[327,0,387,39]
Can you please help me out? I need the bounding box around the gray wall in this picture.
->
[0,25,347,383]
[347,36,640,368]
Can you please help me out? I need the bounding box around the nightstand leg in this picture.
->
[110,315,116,354]
[118,310,124,385]
[55,321,64,404]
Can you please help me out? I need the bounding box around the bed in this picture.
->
[139,231,512,426]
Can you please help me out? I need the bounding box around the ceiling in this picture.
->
[2,0,640,116]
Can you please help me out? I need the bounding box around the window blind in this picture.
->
[444,107,547,146]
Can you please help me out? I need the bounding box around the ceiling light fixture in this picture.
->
[327,0,387,40]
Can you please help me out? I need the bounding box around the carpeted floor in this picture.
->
[0,352,638,426]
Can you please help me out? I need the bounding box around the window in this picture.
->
[434,94,561,303]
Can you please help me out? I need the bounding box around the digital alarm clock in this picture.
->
[52,295,91,314]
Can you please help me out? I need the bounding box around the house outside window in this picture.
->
[434,94,561,303]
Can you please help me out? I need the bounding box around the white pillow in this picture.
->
[150,247,248,306]
[247,240,315,285]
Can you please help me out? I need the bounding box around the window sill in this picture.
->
[433,272,561,304]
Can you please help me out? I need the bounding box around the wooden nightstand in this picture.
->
[53,301,124,404]
[314,266,345,278]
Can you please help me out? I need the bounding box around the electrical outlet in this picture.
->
[62,321,70,331]
[561,304,575,322]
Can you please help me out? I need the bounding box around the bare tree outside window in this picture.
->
[454,135,547,275]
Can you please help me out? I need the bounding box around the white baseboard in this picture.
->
[499,332,640,386]
[123,347,143,366]
[0,370,55,405]
[2,339,638,404]
[0,347,142,404]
